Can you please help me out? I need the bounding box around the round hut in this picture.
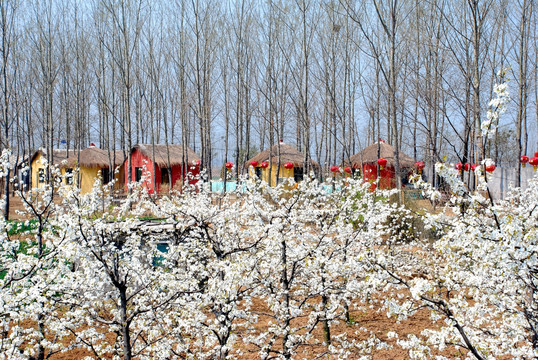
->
[348,142,414,189]
[245,142,320,186]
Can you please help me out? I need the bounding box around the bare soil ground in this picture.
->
[39,297,464,360]
[5,194,29,220]
[5,192,464,359]
[4,193,70,220]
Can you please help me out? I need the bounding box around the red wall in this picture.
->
[124,149,200,193]
[361,163,396,190]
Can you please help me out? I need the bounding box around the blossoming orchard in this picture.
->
[2,78,538,358]
[1,0,538,356]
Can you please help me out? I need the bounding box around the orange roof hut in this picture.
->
[348,142,414,189]
[245,142,319,185]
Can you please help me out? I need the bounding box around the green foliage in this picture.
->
[6,219,38,235]
[383,208,420,244]
[346,186,387,229]
[0,240,37,280]
[138,216,166,222]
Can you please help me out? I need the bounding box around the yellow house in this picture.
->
[30,147,125,194]
[244,142,320,186]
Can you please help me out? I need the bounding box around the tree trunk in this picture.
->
[120,286,132,360]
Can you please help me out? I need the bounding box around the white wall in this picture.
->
[486,167,537,200]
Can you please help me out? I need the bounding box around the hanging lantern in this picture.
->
[344,166,352,174]
[485,164,496,173]
[521,155,529,168]
[455,162,463,173]
[190,160,201,170]
[284,162,294,170]
[414,161,425,174]
[225,162,233,170]
[471,164,479,172]
[529,156,538,171]
[250,161,258,167]
[330,165,340,173]
[464,163,470,172]
[260,161,269,169]
[377,158,387,170]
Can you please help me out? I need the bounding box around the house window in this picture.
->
[294,167,304,182]
[135,167,143,182]
[102,168,110,184]
[153,242,169,267]
[161,168,170,184]
[255,167,262,178]
[65,168,74,185]
[38,168,45,183]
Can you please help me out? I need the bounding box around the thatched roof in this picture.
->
[133,144,200,167]
[244,143,320,169]
[31,149,76,167]
[31,148,125,168]
[71,147,125,168]
[348,142,414,168]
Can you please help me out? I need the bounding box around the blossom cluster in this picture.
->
[0,172,401,359]
[0,154,537,359]
[481,69,510,139]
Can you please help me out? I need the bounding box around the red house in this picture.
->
[348,142,414,189]
[124,144,201,193]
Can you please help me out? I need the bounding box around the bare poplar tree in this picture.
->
[0,0,18,220]
[189,0,220,179]
[31,0,59,187]
[99,0,145,189]
[345,0,406,194]
[515,0,533,186]
[468,0,494,161]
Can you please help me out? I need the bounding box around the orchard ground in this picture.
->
[2,165,535,359]
[6,190,464,359]
[32,290,462,359]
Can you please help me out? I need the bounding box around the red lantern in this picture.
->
[529,156,538,171]
[464,163,470,172]
[190,159,201,170]
[377,158,387,170]
[414,161,425,174]
[330,165,340,173]
[250,161,258,167]
[455,162,463,173]
[260,162,269,169]
[284,162,294,170]
[521,155,529,168]
[344,166,352,174]
[471,164,479,172]
[225,162,233,170]
[485,164,496,173]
